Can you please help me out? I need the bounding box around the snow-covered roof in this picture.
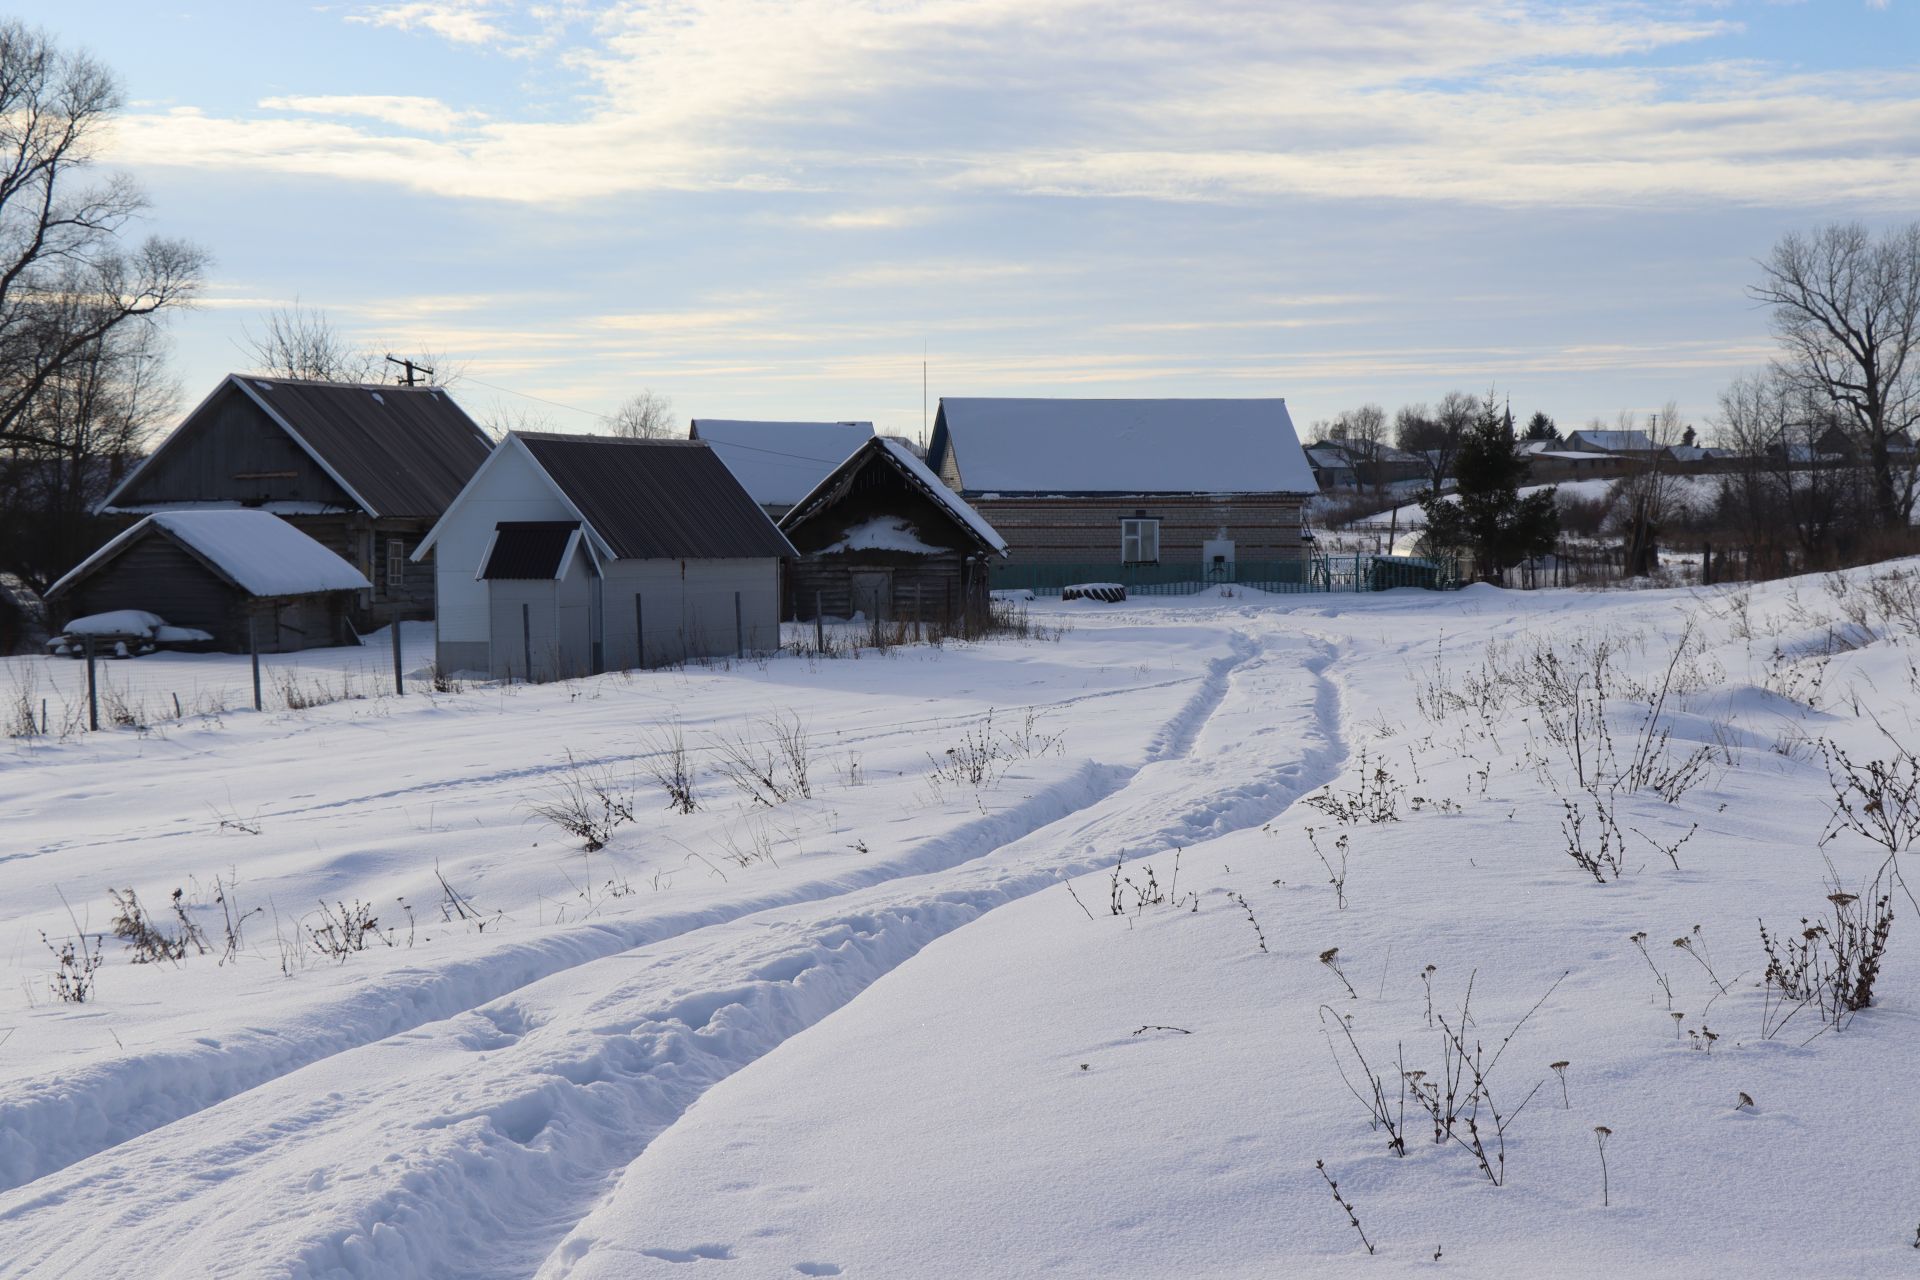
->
[689,420,876,506]
[1564,429,1657,454]
[780,437,1008,557]
[929,398,1314,494]
[46,509,371,600]
[877,438,1008,554]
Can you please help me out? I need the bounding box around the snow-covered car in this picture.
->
[45,610,214,658]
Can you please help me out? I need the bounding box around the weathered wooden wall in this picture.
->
[116,386,356,509]
[961,493,1307,564]
[785,553,974,623]
[57,533,355,653]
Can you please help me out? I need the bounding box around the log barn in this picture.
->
[42,509,371,653]
[779,436,1007,626]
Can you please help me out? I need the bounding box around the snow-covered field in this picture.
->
[5,568,1920,1277]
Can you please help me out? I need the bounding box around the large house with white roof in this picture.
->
[925,398,1316,582]
[688,419,876,518]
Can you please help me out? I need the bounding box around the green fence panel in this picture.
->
[988,555,1460,597]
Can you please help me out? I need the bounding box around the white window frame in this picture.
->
[385,538,406,591]
[1120,517,1160,565]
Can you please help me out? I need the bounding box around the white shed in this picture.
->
[415,432,797,680]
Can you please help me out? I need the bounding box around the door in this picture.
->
[849,569,892,621]
[1203,538,1236,582]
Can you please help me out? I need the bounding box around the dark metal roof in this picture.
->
[481,522,581,580]
[232,376,495,519]
[516,434,798,561]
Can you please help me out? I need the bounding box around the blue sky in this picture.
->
[17,0,1920,439]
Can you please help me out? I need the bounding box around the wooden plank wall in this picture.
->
[963,494,1307,564]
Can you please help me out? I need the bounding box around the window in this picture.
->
[386,539,406,590]
[1121,517,1160,564]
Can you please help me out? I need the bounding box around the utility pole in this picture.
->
[385,354,435,387]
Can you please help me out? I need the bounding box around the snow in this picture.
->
[100,500,353,516]
[152,509,370,596]
[152,625,214,644]
[876,437,1008,553]
[59,609,165,638]
[690,420,875,507]
[5,564,1920,1277]
[819,515,944,554]
[935,398,1317,494]
[46,509,370,602]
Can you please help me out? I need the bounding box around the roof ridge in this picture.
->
[516,431,708,447]
[229,372,449,393]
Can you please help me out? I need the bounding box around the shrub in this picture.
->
[526,752,637,851]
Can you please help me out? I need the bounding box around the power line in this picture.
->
[459,374,607,419]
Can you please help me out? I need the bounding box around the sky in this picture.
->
[15,0,1920,441]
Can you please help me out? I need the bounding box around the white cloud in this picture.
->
[260,95,479,133]
[110,1,1920,211]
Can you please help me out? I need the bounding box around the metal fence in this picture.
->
[3,624,438,737]
[988,555,1462,597]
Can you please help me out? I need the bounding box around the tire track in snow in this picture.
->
[0,645,1254,1197]
[0,625,1354,1280]
[22,669,1212,863]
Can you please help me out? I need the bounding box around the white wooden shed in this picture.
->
[415,433,797,680]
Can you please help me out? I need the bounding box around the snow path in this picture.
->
[0,623,1350,1277]
[1,641,1234,1191]
[18,672,1209,867]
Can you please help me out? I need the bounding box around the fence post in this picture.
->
[734,590,743,657]
[522,603,533,683]
[913,583,922,642]
[635,594,645,670]
[392,618,405,695]
[815,592,824,652]
[249,615,262,712]
[85,637,98,731]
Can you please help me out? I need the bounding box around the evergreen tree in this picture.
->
[1523,411,1560,442]
[1421,398,1559,581]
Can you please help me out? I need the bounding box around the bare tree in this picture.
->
[1714,369,1862,567]
[1394,401,1464,489]
[605,389,678,439]
[481,406,557,440]
[0,22,206,453]
[1329,403,1389,497]
[243,303,381,383]
[1750,222,1920,529]
[1,320,178,583]
[1615,404,1684,576]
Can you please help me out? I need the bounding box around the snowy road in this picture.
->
[7,574,1920,1278]
[2,615,1347,1276]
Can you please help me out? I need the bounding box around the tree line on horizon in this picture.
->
[0,22,1914,591]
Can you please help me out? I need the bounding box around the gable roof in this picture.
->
[46,509,370,601]
[104,374,494,520]
[688,419,877,506]
[1564,429,1657,454]
[780,437,1008,557]
[426,433,796,562]
[928,398,1314,495]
